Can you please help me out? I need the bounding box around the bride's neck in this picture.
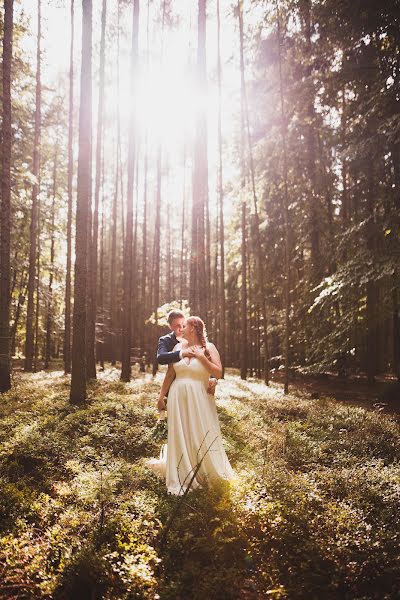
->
[185,334,200,347]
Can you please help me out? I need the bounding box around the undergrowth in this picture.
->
[0,366,399,599]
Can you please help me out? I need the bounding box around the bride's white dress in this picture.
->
[147,353,234,495]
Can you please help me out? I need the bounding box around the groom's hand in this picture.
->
[182,347,196,359]
[207,378,217,395]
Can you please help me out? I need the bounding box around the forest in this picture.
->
[0,0,400,598]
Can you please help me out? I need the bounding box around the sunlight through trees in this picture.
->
[0,0,399,393]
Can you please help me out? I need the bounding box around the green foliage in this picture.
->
[0,370,400,598]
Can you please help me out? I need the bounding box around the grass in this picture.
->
[0,366,399,599]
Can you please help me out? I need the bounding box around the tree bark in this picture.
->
[277,0,291,394]
[240,199,247,380]
[0,0,13,392]
[45,141,58,369]
[139,0,151,355]
[393,280,400,381]
[64,0,74,374]
[98,135,105,370]
[140,134,148,353]
[152,148,162,376]
[180,145,186,308]
[190,0,208,319]
[132,151,139,344]
[216,0,226,373]
[109,1,121,366]
[238,0,247,380]
[25,0,41,372]
[11,272,27,358]
[238,0,269,383]
[87,0,107,379]
[391,143,400,379]
[33,196,41,372]
[121,0,139,382]
[70,0,92,403]
[303,0,321,283]
[365,168,377,384]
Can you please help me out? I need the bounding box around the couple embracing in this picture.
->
[147,310,234,495]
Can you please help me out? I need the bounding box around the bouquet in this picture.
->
[151,409,168,442]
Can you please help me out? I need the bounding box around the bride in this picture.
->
[147,316,234,495]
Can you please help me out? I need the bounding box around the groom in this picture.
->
[157,309,217,394]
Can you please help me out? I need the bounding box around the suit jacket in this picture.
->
[157,332,181,365]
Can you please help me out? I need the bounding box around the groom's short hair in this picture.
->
[167,309,185,324]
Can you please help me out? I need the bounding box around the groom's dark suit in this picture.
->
[157,332,182,365]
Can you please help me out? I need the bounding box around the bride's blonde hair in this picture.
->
[186,316,211,359]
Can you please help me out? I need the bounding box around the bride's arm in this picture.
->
[157,364,176,411]
[195,343,223,379]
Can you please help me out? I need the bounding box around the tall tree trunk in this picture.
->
[64,0,74,374]
[0,0,13,392]
[190,169,198,314]
[213,208,220,347]
[205,179,211,321]
[277,1,291,394]
[341,88,349,229]
[238,0,247,380]
[366,168,377,384]
[109,0,121,366]
[33,198,41,372]
[151,0,166,376]
[393,282,400,381]
[152,147,162,376]
[190,0,208,318]
[98,140,105,370]
[239,5,247,380]
[121,0,139,382]
[216,0,226,373]
[25,0,41,372]
[392,143,400,380]
[180,145,186,308]
[11,272,27,358]
[87,0,107,379]
[238,0,269,383]
[317,132,335,272]
[303,0,320,282]
[139,0,150,354]
[132,151,139,345]
[109,141,119,365]
[45,142,58,369]
[166,189,172,302]
[240,199,247,380]
[70,0,92,403]
[140,134,148,352]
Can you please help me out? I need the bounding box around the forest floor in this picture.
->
[271,370,400,415]
[1,365,400,599]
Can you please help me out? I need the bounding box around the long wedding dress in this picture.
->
[147,350,234,495]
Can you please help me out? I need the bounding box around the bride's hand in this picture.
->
[157,397,166,412]
[192,345,206,360]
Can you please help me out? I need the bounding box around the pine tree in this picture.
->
[25,0,42,372]
[70,0,93,403]
[64,0,74,374]
[121,0,139,382]
[0,0,14,392]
